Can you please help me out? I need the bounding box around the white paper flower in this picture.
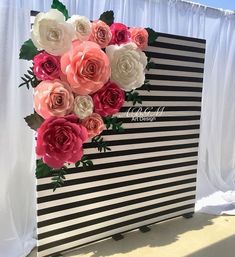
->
[105,42,147,91]
[73,95,94,119]
[31,9,75,56]
[67,15,91,41]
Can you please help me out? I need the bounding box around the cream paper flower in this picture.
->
[31,9,74,56]
[73,95,94,119]
[105,42,147,91]
[67,15,91,41]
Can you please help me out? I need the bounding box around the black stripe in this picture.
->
[38,203,195,252]
[147,63,204,73]
[148,42,205,53]
[38,195,195,240]
[38,186,196,228]
[37,153,197,203]
[118,115,201,124]
[145,52,204,63]
[85,134,199,148]
[120,106,201,112]
[145,74,203,83]
[157,32,206,44]
[30,10,39,16]
[136,95,202,102]
[138,85,202,92]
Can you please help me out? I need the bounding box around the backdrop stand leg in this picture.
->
[183,212,194,219]
[112,233,124,241]
[139,225,151,233]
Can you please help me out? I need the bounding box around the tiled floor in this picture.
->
[28,213,235,257]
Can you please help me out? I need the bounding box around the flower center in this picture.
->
[47,29,61,42]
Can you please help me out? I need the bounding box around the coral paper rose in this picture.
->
[89,20,112,48]
[67,15,91,42]
[110,23,130,45]
[60,40,110,95]
[81,113,105,138]
[33,51,61,80]
[129,27,148,50]
[34,80,74,119]
[106,42,147,91]
[74,95,94,119]
[31,9,74,56]
[92,81,125,116]
[36,115,88,168]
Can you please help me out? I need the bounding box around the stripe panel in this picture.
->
[36,29,205,257]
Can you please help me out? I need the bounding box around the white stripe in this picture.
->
[157,36,206,49]
[124,101,201,107]
[147,69,203,78]
[151,57,205,68]
[38,194,195,244]
[118,111,201,118]
[37,205,195,257]
[146,79,203,87]
[37,181,196,223]
[37,173,196,210]
[147,46,205,59]
[138,90,201,97]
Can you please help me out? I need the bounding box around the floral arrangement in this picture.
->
[19,0,158,191]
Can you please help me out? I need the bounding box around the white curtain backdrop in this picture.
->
[0,0,234,256]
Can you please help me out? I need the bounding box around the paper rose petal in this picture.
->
[74,95,94,119]
[129,27,148,50]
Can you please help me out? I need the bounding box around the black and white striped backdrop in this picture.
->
[31,11,206,257]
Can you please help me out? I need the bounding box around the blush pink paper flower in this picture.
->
[89,20,112,48]
[81,113,105,138]
[36,115,88,168]
[128,28,148,50]
[33,51,61,80]
[60,40,111,95]
[92,81,125,116]
[109,23,130,45]
[34,79,74,119]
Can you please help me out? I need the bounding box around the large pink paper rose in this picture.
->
[33,51,61,80]
[89,20,112,48]
[60,40,110,95]
[36,115,88,168]
[81,113,105,138]
[92,81,125,117]
[109,23,130,45]
[34,80,74,119]
[128,28,148,50]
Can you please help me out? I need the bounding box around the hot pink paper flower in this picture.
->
[92,81,125,116]
[60,40,111,95]
[109,23,130,45]
[128,28,148,50]
[34,79,74,119]
[81,113,105,138]
[89,20,112,48]
[33,51,61,80]
[36,115,88,168]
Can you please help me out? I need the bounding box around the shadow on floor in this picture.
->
[184,234,235,257]
[65,213,214,257]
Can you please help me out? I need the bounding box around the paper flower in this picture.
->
[110,23,130,45]
[36,115,88,168]
[89,20,112,48]
[60,40,110,95]
[33,51,61,80]
[31,9,74,56]
[129,27,148,50]
[106,42,147,91]
[34,79,74,119]
[81,113,105,138]
[67,15,92,41]
[92,81,125,116]
[73,95,94,119]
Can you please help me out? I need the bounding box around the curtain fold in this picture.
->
[0,0,234,256]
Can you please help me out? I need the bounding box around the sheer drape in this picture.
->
[0,0,235,256]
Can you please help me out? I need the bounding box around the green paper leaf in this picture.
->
[24,112,44,131]
[99,10,114,26]
[19,39,39,60]
[146,61,156,71]
[19,67,41,89]
[36,159,52,179]
[125,91,142,106]
[51,0,69,20]
[75,156,94,169]
[145,28,158,44]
